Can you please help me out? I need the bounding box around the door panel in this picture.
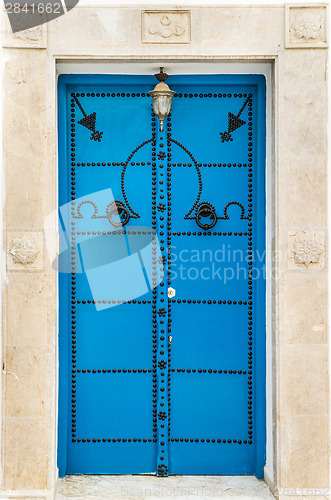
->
[76,374,153,437]
[170,373,248,435]
[75,305,153,367]
[170,235,249,300]
[170,303,248,368]
[58,74,266,477]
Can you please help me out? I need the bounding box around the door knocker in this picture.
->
[108,201,130,228]
[195,202,217,230]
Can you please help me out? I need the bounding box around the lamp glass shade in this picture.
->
[151,94,173,121]
[148,81,175,131]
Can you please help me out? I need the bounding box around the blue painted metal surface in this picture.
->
[58,74,266,478]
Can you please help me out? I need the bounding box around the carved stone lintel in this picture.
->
[142,11,191,44]
[7,232,43,271]
[286,5,328,49]
[2,7,46,48]
[288,231,325,270]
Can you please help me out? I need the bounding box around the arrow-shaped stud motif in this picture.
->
[73,95,103,142]
[219,97,250,143]
[78,112,96,131]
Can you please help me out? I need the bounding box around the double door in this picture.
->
[58,73,266,477]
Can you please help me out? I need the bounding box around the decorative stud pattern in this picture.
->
[77,368,152,373]
[221,201,249,220]
[172,162,248,167]
[152,112,171,476]
[171,368,246,374]
[76,437,155,444]
[70,96,77,443]
[157,308,167,317]
[67,87,258,460]
[120,138,154,219]
[75,230,155,236]
[167,92,254,449]
[170,138,202,221]
[151,111,159,460]
[73,95,103,142]
[170,438,250,444]
[157,464,169,476]
[74,200,105,219]
[158,255,167,265]
[166,115,173,472]
[246,94,254,445]
[219,97,249,142]
[157,203,166,212]
[172,231,248,236]
[77,299,152,305]
[170,299,247,305]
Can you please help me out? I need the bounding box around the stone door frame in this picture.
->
[56,59,273,479]
[1,5,328,499]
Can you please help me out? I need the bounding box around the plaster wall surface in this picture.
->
[0,3,328,498]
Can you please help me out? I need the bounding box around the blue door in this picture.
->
[58,74,266,478]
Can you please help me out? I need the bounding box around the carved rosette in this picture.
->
[293,238,323,267]
[289,231,324,270]
[7,232,43,271]
[9,238,39,264]
[286,5,328,48]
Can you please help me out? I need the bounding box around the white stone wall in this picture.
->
[1,4,329,499]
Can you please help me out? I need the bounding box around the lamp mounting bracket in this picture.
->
[155,67,169,82]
